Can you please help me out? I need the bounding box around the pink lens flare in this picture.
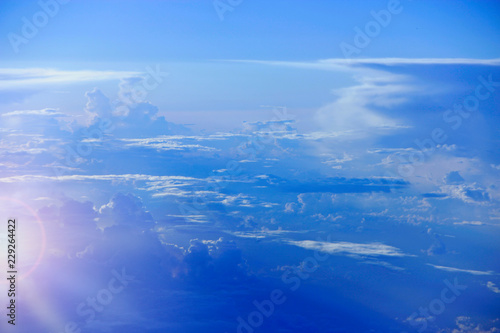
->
[1,196,46,282]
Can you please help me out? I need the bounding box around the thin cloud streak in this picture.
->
[287,239,410,257]
[0,68,140,89]
[427,264,496,276]
[225,58,500,70]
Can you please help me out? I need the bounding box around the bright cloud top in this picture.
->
[286,240,410,257]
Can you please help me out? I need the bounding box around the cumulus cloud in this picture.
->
[183,238,249,285]
[85,88,114,122]
[97,193,155,228]
[83,87,189,137]
[36,192,250,288]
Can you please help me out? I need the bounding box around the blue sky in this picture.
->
[1,0,500,62]
[1,1,500,332]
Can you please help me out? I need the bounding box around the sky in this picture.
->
[0,1,500,332]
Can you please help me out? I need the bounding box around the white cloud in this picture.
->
[226,57,499,139]
[317,57,500,67]
[486,281,500,294]
[315,70,412,134]
[439,184,490,204]
[221,193,255,207]
[97,192,154,228]
[0,135,57,155]
[0,68,139,89]
[427,264,495,276]
[82,87,191,137]
[166,214,209,223]
[0,174,199,183]
[121,138,217,152]
[2,108,66,117]
[84,88,114,122]
[228,58,500,70]
[286,239,409,257]
[453,221,484,226]
[449,316,500,333]
[226,228,303,239]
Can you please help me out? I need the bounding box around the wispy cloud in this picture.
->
[227,58,500,70]
[315,72,412,133]
[0,68,139,89]
[487,281,500,293]
[2,108,66,117]
[226,228,304,239]
[0,174,199,183]
[453,221,484,226]
[166,214,209,223]
[318,57,500,66]
[286,240,410,257]
[121,138,218,152]
[427,264,495,276]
